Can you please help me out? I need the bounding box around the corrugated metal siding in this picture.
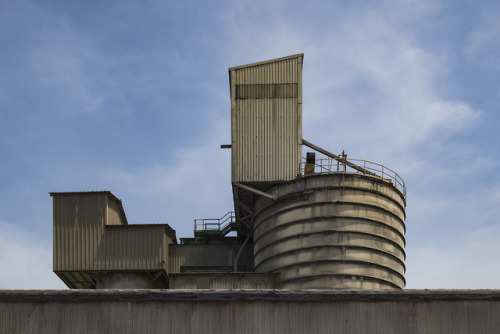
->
[235,83,298,99]
[53,193,173,275]
[53,193,107,272]
[94,226,167,271]
[230,54,303,183]
[168,244,253,273]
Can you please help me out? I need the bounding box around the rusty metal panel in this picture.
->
[230,54,303,183]
[168,244,253,273]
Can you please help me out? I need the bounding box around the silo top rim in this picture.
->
[228,53,304,71]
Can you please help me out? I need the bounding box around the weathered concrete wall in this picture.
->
[253,174,406,289]
[1,290,499,334]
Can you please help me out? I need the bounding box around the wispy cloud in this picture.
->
[0,1,108,116]
[407,222,500,288]
[97,116,233,237]
[218,0,481,161]
[0,221,66,289]
[303,14,480,159]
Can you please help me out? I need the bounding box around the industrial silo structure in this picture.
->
[51,54,406,291]
[229,54,406,289]
[252,169,406,289]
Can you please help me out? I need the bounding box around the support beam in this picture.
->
[234,233,251,272]
[151,271,164,283]
[238,201,254,217]
[239,215,252,230]
[233,182,277,201]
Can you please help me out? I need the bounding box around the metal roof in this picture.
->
[49,190,120,198]
[228,53,304,71]
[108,223,177,243]
[50,190,129,225]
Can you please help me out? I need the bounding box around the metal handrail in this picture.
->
[194,212,235,233]
[301,157,406,199]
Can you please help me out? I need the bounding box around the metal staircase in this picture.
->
[194,212,236,237]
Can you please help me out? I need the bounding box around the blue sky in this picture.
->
[1,0,499,289]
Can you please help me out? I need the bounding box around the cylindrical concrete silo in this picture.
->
[252,172,406,289]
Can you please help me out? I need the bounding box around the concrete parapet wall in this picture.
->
[1,290,499,333]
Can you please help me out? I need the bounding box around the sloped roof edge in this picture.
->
[228,53,304,71]
[49,190,129,225]
[49,190,119,199]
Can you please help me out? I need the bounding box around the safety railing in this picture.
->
[301,157,406,199]
[194,211,236,235]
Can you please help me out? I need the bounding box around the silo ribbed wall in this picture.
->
[252,173,406,289]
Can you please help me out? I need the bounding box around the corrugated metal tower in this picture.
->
[229,54,303,235]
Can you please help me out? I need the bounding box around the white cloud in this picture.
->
[304,19,479,160]
[218,0,481,164]
[405,181,500,289]
[0,222,66,289]
[406,223,500,288]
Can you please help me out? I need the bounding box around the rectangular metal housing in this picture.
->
[168,243,253,273]
[51,192,176,288]
[229,54,303,183]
